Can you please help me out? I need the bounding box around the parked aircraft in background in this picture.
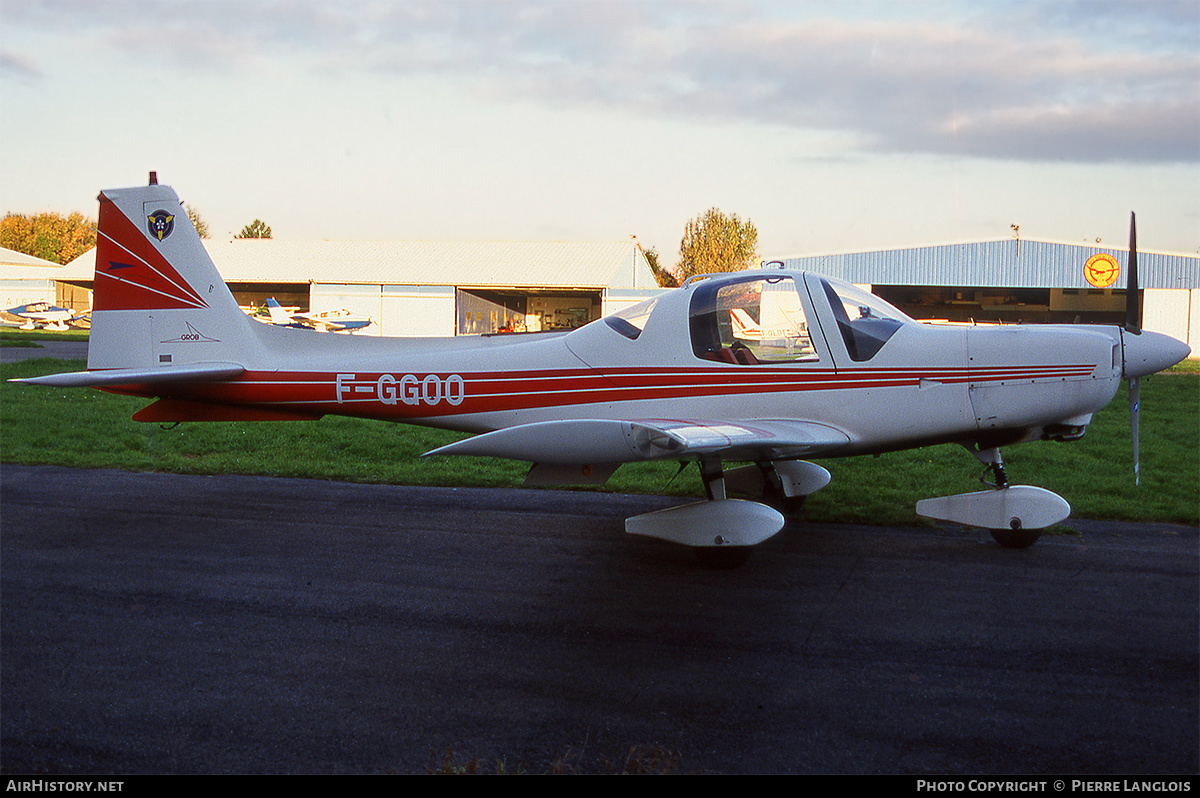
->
[261,297,373,333]
[2,301,79,330]
[13,178,1190,565]
[258,298,306,328]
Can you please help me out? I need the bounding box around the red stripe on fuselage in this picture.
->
[134,363,1098,421]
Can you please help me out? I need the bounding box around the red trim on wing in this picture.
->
[93,193,209,311]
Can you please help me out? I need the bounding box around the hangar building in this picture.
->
[776,238,1198,353]
[56,238,662,337]
[1,247,61,310]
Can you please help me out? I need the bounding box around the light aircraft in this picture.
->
[259,297,307,328]
[2,301,78,330]
[13,178,1191,564]
[262,297,373,333]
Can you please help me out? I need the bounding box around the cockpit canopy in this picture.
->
[689,274,818,364]
[817,278,911,361]
[685,272,911,364]
[600,271,912,365]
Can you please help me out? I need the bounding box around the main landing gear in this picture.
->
[915,446,1071,548]
[625,456,788,567]
[624,457,833,567]
[695,458,755,568]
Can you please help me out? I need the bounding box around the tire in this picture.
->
[695,546,753,568]
[990,528,1042,549]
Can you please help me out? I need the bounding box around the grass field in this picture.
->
[2,357,1197,527]
[0,327,90,345]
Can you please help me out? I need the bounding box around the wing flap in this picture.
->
[646,418,850,460]
[423,418,850,464]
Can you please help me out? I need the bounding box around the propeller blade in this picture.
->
[1130,377,1140,486]
[1126,212,1141,485]
[1125,212,1141,334]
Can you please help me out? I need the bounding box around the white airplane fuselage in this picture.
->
[18,181,1191,554]
[91,265,1149,459]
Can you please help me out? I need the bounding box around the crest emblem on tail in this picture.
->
[147,210,174,241]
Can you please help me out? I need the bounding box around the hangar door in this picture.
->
[456,288,602,335]
[311,283,456,337]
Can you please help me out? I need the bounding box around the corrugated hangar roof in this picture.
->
[776,239,1198,290]
[1,246,61,278]
[61,238,658,290]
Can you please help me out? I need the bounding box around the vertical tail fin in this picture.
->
[88,182,255,371]
[265,297,294,326]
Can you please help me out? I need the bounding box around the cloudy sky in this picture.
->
[2,0,1197,262]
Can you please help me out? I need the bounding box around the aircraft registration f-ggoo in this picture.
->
[15,178,1191,564]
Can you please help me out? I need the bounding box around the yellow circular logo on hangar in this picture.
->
[1085,252,1120,288]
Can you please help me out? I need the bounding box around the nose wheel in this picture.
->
[915,446,1069,548]
[695,545,754,568]
[979,453,1046,547]
[978,453,1042,548]
[990,525,1042,549]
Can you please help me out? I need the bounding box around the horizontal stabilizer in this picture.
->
[916,486,1070,531]
[626,499,785,547]
[10,362,244,389]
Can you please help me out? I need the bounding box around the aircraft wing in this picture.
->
[11,362,244,388]
[423,417,851,464]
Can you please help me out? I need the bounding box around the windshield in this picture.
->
[604,296,658,340]
[819,279,909,361]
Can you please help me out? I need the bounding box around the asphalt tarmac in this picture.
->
[0,339,89,363]
[1,464,1196,775]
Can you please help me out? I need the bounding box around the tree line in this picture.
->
[0,212,96,265]
[1,207,272,265]
[645,207,758,287]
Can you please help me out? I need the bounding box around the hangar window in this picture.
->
[819,279,908,362]
[689,275,819,364]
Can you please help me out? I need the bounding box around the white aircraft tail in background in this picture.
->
[262,297,373,333]
[263,297,300,327]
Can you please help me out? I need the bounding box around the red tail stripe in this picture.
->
[93,194,208,311]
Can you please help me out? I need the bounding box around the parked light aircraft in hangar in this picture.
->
[262,297,374,333]
[2,301,79,330]
[13,177,1191,564]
